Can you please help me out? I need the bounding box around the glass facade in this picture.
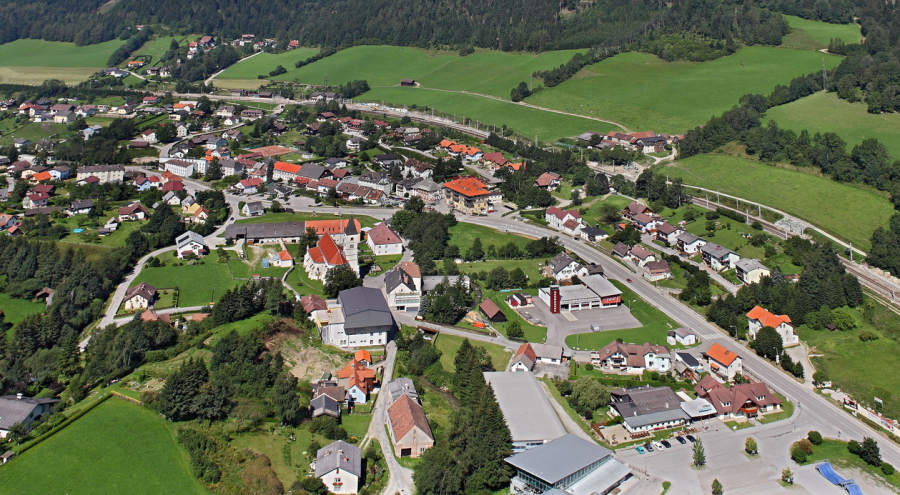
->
[515,455,611,492]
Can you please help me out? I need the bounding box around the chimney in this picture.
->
[16,393,23,400]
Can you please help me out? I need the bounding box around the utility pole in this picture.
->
[849,242,853,262]
[822,58,827,90]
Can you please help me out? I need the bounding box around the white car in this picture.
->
[653,441,667,451]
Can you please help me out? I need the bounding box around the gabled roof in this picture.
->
[125,282,156,302]
[300,294,327,313]
[306,233,347,266]
[479,298,504,319]
[735,258,770,273]
[514,343,537,370]
[315,440,361,478]
[273,161,302,174]
[705,343,740,366]
[629,245,653,260]
[656,223,681,235]
[0,396,60,430]
[368,222,403,246]
[387,394,434,443]
[746,306,792,328]
[547,251,579,275]
[596,341,670,368]
[625,201,651,216]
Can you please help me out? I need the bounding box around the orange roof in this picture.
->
[508,162,525,171]
[443,177,491,198]
[338,359,376,394]
[355,350,372,363]
[173,103,192,109]
[706,343,739,366]
[274,161,302,174]
[449,144,466,153]
[305,218,361,236]
[31,171,52,182]
[464,147,482,156]
[514,343,537,362]
[162,171,183,181]
[439,139,457,148]
[746,305,792,328]
[307,233,347,266]
[278,249,293,261]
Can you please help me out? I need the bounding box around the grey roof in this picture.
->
[531,343,564,360]
[700,242,736,259]
[225,222,307,240]
[315,440,361,478]
[622,408,690,429]
[385,377,419,403]
[70,199,93,210]
[244,201,265,213]
[176,230,204,248]
[504,434,612,484]
[610,386,682,417]
[680,398,716,418]
[77,165,124,173]
[567,458,632,495]
[581,275,622,297]
[0,396,59,430]
[548,251,580,275]
[161,191,177,202]
[676,352,700,367]
[676,232,704,244]
[735,258,769,273]
[484,372,567,443]
[580,226,608,238]
[297,163,327,179]
[310,395,341,417]
[385,266,416,294]
[338,287,394,334]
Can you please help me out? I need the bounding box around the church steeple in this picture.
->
[344,216,360,275]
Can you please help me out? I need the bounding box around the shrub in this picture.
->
[751,221,763,230]
[584,363,594,371]
[859,330,880,341]
[848,440,861,455]
[883,463,895,475]
[798,439,814,454]
[808,431,823,445]
[791,446,807,463]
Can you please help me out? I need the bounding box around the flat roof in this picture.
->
[681,398,716,418]
[484,372,566,444]
[504,434,612,484]
[567,458,632,495]
[541,284,600,303]
[581,275,622,297]
[622,408,689,429]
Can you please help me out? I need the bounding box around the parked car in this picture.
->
[635,446,645,454]
[661,440,672,448]
[653,441,666,451]
[676,436,687,445]
[686,435,696,443]
[644,443,654,452]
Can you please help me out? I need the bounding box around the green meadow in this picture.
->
[782,15,862,46]
[0,39,123,84]
[216,48,320,79]
[765,91,900,159]
[0,399,207,495]
[0,293,45,325]
[527,46,843,133]
[665,153,894,251]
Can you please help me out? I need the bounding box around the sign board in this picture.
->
[867,409,895,432]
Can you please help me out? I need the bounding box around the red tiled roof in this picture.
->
[706,343,739,366]
[274,161,302,174]
[388,394,434,442]
[746,306,792,328]
[368,222,402,245]
[443,177,491,198]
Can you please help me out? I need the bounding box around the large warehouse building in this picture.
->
[484,372,567,452]
[539,275,622,313]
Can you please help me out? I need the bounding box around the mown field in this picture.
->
[527,46,843,133]
[0,293,45,324]
[132,36,181,66]
[215,48,319,79]
[765,91,900,160]
[0,39,122,84]
[130,262,238,307]
[0,399,207,495]
[782,15,862,46]
[665,153,894,251]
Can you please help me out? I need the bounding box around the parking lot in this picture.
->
[520,297,642,347]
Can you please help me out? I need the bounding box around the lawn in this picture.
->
[59,217,145,249]
[230,426,314,488]
[0,39,123,67]
[799,304,900,419]
[131,261,239,307]
[665,153,894,251]
[801,439,900,490]
[342,412,373,438]
[358,86,617,141]
[433,333,511,372]
[565,280,681,351]
[0,121,71,146]
[479,288,547,343]
[448,223,534,255]
[782,15,862,47]
[285,262,326,296]
[526,46,843,133]
[133,36,180,66]
[766,92,900,160]
[217,49,320,79]
[0,399,207,495]
[0,292,46,324]
[205,314,277,346]
[247,45,581,98]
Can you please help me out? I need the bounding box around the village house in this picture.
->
[67,199,94,216]
[22,192,48,209]
[623,201,652,220]
[534,172,561,191]
[747,305,799,346]
[510,343,565,372]
[704,343,743,381]
[443,177,501,215]
[366,222,404,256]
[402,158,433,180]
[75,164,125,184]
[268,240,294,268]
[387,394,435,458]
[655,223,685,245]
[667,328,697,346]
[579,226,609,243]
[175,231,206,259]
[315,440,361,494]
[384,262,422,311]
[0,394,60,438]
[242,201,265,217]
[735,258,771,285]
[694,375,782,420]
[676,232,707,255]
[235,178,263,195]
[643,260,671,281]
[700,242,740,272]
[544,206,583,235]
[118,203,150,222]
[628,245,656,268]
[631,212,662,233]
[273,161,302,181]
[609,385,688,433]
[123,282,156,311]
[543,251,588,282]
[591,341,672,374]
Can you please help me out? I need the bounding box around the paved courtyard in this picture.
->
[520,297,641,346]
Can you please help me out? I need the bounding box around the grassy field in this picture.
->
[131,261,239,307]
[766,92,900,160]
[433,333,511,372]
[479,288,547,343]
[0,39,122,84]
[0,399,207,495]
[132,36,181,66]
[230,427,314,488]
[802,439,900,490]
[565,280,681,351]
[228,45,581,98]
[217,49,320,79]
[0,293,45,324]
[358,86,617,140]
[234,211,380,228]
[0,121,70,146]
[448,223,535,255]
[527,47,843,133]
[782,15,862,46]
[665,153,894,251]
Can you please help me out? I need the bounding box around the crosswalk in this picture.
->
[696,331,727,341]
